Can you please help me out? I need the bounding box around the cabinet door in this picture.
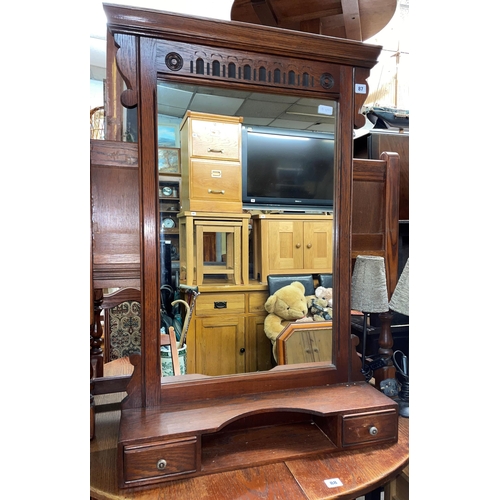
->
[193,316,245,376]
[245,315,272,372]
[303,220,332,270]
[268,220,304,271]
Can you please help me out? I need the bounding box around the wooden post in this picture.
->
[374,311,395,387]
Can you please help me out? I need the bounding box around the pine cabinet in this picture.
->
[185,287,271,376]
[180,111,243,213]
[252,214,333,282]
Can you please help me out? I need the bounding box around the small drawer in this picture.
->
[342,409,397,446]
[189,159,242,202]
[191,120,241,160]
[248,291,269,314]
[123,437,197,482]
[196,293,246,315]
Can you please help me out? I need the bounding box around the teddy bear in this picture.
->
[315,286,333,307]
[307,296,332,322]
[305,285,333,321]
[264,281,309,360]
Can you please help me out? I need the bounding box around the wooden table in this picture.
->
[91,394,408,500]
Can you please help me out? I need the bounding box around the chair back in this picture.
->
[101,288,141,363]
[317,274,333,288]
[267,274,315,296]
[160,326,181,376]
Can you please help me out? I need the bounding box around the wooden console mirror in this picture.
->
[93,4,400,488]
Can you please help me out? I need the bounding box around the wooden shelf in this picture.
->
[202,420,338,473]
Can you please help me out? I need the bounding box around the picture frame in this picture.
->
[158,117,180,147]
[158,147,180,173]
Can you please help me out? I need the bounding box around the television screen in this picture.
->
[242,126,335,211]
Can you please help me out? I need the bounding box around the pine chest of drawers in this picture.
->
[180,111,243,213]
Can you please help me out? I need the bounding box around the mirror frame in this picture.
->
[102,3,382,408]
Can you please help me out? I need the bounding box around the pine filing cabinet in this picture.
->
[180,111,243,213]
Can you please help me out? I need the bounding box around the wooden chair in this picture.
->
[352,153,400,296]
[102,287,141,363]
[160,326,181,376]
[92,287,140,395]
[92,288,181,396]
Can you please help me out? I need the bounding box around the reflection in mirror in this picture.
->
[156,80,338,378]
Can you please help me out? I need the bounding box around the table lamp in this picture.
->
[351,255,389,381]
[389,258,409,316]
[389,258,409,417]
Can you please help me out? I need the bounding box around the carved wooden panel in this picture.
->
[155,40,341,95]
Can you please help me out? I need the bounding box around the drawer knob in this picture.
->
[369,426,378,436]
[157,459,167,470]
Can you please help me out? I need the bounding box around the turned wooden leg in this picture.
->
[374,311,395,388]
[91,289,104,379]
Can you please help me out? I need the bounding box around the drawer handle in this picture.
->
[157,459,167,470]
[369,426,378,436]
[208,189,225,194]
[208,148,224,153]
[214,301,227,309]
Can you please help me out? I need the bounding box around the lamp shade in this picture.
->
[351,255,389,313]
[389,259,409,316]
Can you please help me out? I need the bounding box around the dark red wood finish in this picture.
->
[93,4,403,489]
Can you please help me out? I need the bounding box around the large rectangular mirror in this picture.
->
[154,80,338,378]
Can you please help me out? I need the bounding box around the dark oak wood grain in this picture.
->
[91,401,408,499]
[92,4,404,490]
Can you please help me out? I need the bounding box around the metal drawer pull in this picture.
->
[214,301,227,309]
[369,426,378,436]
[208,148,224,153]
[208,189,225,194]
[157,459,167,470]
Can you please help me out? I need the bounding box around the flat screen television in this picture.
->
[241,126,335,211]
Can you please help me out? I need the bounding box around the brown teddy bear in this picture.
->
[264,281,309,360]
